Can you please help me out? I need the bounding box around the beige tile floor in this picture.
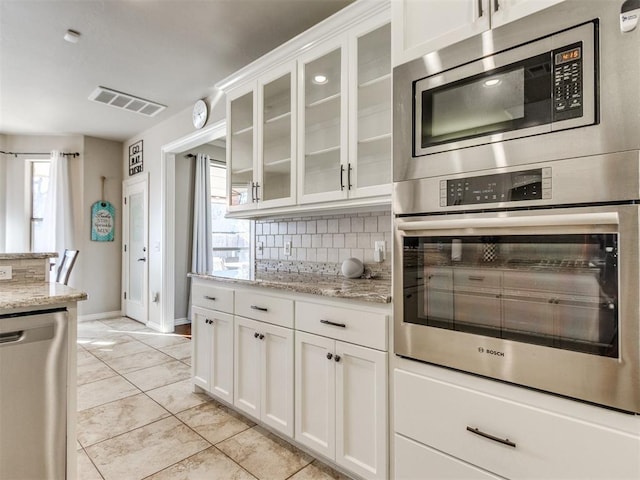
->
[77,317,352,480]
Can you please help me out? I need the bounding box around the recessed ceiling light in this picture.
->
[483,78,501,87]
[64,29,81,43]
[313,74,328,85]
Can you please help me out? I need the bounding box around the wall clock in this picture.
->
[192,99,208,129]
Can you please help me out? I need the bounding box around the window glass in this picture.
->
[210,162,252,272]
[30,161,50,251]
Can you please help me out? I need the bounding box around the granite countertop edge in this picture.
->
[0,252,58,260]
[0,282,88,310]
[189,272,392,304]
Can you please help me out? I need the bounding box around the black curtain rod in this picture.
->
[0,150,80,158]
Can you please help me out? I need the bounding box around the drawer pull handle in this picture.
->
[250,305,268,312]
[466,426,516,448]
[204,295,216,301]
[468,276,485,281]
[320,319,346,328]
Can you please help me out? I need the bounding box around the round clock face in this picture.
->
[192,99,208,129]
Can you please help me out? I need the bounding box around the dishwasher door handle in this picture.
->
[0,331,23,344]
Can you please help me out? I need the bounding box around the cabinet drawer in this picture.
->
[191,282,234,313]
[454,268,501,289]
[394,434,502,480]
[235,290,293,328]
[394,369,640,479]
[295,301,387,350]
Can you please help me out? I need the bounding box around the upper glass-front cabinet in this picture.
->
[298,39,347,203]
[299,19,391,204]
[350,21,392,198]
[227,63,296,212]
[228,86,255,209]
[259,64,296,207]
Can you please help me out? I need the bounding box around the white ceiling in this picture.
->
[0,0,353,142]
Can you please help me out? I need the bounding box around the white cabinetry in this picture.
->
[233,291,294,437]
[191,282,234,404]
[228,62,297,212]
[298,15,391,204]
[295,301,388,480]
[392,0,566,66]
[221,1,391,217]
[393,362,640,479]
[192,307,234,403]
[190,278,391,479]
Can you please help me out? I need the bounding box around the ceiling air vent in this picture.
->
[88,86,166,117]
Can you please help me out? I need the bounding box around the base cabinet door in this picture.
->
[295,331,388,479]
[192,306,234,404]
[234,316,261,418]
[295,331,336,459]
[192,308,213,392]
[336,342,388,480]
[209,312,234,403]
[235,315,294,437]
[261,322,294,436]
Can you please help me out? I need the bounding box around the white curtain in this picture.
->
[41,150,74,262]
[191,153,212,273]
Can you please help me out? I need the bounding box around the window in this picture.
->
[210,161,252,272]
[30,161,50,251]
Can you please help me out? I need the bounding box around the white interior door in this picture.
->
[123,175,148,324]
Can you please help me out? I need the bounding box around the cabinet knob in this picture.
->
[259,334,265,340]
[334,355,341,362]
[326,352,333,360]
[254,332,260,338]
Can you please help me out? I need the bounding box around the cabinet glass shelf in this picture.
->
[232,125,254,137]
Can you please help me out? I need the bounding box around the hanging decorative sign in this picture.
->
[91,201,115,241]
[129,140,143,176]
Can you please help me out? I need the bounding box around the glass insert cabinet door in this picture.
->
[229,87,255,208]
[351,21,391,196]
[299,39,348,202]
[259,64,296,206]
[402,233,619,358]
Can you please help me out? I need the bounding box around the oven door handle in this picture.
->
[397,212,619,232]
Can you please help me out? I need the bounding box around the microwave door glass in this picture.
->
[403,234,619,358]
[430,69,525,140]
[419,52,553,149]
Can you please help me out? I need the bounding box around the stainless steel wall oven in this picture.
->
[393,1,640,414]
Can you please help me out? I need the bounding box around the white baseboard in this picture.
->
[174,317,191,326]
[78,310,123,322]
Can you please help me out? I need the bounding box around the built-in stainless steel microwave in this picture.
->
[414,22,596,156]
[394,0,640,183]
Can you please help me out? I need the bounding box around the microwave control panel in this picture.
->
[553,42,583,121]
[441,168,552,207]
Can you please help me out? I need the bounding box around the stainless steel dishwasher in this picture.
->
[0,307,68,479]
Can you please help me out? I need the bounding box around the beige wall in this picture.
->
[122,88,226,326]
[81,136,123,317]
[0,134,123,318]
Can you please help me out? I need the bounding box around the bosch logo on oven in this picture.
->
[478,347,505,357]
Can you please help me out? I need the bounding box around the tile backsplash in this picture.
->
[255,208,392,277]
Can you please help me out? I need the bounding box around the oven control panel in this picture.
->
[440,167,552,207]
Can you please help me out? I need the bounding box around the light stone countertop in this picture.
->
[0,282,87,310]
[189,270,391,304]
[0,252,58,260]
